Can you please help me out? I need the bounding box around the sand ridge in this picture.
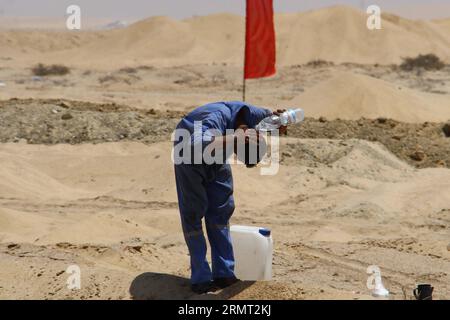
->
[1,6,450,67]
[291,71,450,122]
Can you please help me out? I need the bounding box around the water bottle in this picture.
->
[255,108,305,132]
[372,282,390,299]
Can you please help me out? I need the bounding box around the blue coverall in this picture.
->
[173,101,271,284]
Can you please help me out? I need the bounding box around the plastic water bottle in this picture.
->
[372,282,389,299]
[255,108,305,132]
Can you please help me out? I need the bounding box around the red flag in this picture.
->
[244,0,276,79]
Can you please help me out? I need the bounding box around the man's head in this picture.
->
[234,107,248,130]
[234,109,267,167]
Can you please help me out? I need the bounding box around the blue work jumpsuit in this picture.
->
[173,101,271,284]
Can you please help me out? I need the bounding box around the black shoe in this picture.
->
[191,281,216,294]
[213,276,240,289]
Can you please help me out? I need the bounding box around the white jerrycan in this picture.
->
[230,225,273,281]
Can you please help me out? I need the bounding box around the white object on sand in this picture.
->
[230,225,273,281]
[372,281,389,298]
[0,81,6,87]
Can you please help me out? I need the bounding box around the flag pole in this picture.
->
[243,1,247,102]
[242,77,246,101]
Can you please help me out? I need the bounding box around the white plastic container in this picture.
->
[230,225,273,281]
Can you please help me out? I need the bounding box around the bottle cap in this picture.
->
[286,109,305,124]
[293,109,305,123]
[259,228,271,237]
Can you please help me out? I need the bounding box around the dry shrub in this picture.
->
[32,63,70,76]
[118,67,138,74]
[400,54,445,71]
[306,60,334,68]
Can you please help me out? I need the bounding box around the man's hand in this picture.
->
[273,109,288,135]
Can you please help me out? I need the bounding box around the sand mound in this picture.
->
[64,17,197,65]
[282,139,412,181]
[291,71,450,122]
[0,31,103,58]
[278,139,450,219]
[0,142,177,245]
[435,18,450,33]
[47,14,243,67]
[3,6,449,67]
[0,149,89,200]
[277,6,450,65]
[0,142,176,202]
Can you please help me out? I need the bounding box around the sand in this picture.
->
[0,140,449,299]
[291,71,450,123]
[0,5,449,300]
[2,6,450,68]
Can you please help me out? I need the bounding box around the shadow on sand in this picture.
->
[130,272,255,300]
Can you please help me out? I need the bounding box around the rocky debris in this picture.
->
[0,98,449,169]
[436,160,446,167]
[443,123,450,138]
[61,113,73,120]
[58,101,71,109]
[289,118,450,169]
[376,117,387,124]
[0,99,179,145]
[410,150,426,162]
[282,151,292,158]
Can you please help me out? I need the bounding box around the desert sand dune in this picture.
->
[55,17,198,67]
[276,6,450,66]
[435,18,450,32]
[291,71,450,122]
[2,6,449,67]
[0,30,105,58]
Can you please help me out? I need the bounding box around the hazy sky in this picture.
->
[0,0,449,20]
